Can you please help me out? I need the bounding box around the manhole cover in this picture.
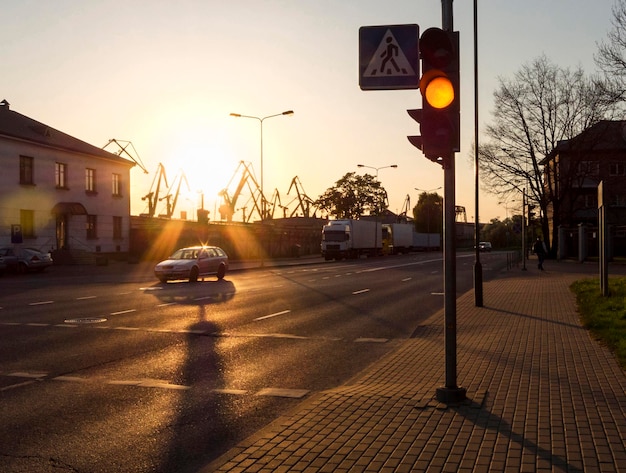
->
[64,317,108,324]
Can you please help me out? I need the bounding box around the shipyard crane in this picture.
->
[141,163,168,218]
[158,171,190,219]
[286,176,318,218]
[102,139,148,174]
[218,161,264,222]
[398,194,411,223]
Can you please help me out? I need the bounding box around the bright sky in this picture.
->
[1,0,616,223]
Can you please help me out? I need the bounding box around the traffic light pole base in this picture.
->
[436,386,467,404]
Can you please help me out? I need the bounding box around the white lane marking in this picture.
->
[7,372,47,378]
[254,310,291,321]
[355,338,388,343]
[76,296,97,300]
[431,292,444,296]
[29,301,53,306]
[401,277,412,282]
[26,323,50,327]
[352,289,370,295]
[53,375,90,383]
[0,380,37,392]
[256,388,309,398]
[213,388,247,395]
[110,309,136,316]
[157,302,177,307]
[113,326,140,331]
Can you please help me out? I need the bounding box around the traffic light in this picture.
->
[407,27,460,167]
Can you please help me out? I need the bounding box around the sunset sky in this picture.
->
[2,0,616,223]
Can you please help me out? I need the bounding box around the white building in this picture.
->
[0,100,135,262]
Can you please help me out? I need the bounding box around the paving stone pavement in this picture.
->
[202,262,626,473]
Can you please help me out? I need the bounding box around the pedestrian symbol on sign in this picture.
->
[363,30,416,78]
[359,23,419,90]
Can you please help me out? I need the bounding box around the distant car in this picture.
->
[478,241,492,252]
[0,247,53,273]
[154,245,228,283]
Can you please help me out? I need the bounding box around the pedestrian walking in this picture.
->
[533,237,547,271]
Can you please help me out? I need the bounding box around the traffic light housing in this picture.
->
[407,28,460,167]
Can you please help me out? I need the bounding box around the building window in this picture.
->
[610,194,626,207]
[610,162,626,176]
[56,162,67,188]
[86,215,97,239]
[113,216,123,239]
[20,209,35,238]
[85,168,96,193]
[20,156,34,185]
[584,194,598,208]
[112,173,121,196]
[577,161,599,176]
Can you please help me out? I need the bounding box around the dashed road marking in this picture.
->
[29,301,54,306]
[352,289,370,295]
[254,310,291,321]
[110,309,137,316]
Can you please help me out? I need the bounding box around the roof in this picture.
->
[0,100,134,167]
[542,120,626,164]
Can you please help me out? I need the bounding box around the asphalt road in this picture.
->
[0,251,511,472]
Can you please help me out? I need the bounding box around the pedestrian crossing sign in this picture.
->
[359,24,419,90]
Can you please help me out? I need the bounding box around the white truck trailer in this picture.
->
[382,223,414,254]
[321,219,382,260]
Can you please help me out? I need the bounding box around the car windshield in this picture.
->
[170,249,199,260]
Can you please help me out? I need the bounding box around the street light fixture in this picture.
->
[357,163,398,178]
[230,110,294,220]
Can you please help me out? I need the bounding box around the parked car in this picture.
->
[478,241,492,252]
[0,256,6,275]
[154,246,229,283]
[0,247,53,273]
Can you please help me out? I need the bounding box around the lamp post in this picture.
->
[415,187,442,249]
[230,110,294,220]
[356,163,397,254]
[357,163,397,215]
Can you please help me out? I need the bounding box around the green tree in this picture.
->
[315,172,388,219]
[412,191,443,233]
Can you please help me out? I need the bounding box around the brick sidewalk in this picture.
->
[203,265,626,472]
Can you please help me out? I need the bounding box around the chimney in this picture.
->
[0,99,9,110]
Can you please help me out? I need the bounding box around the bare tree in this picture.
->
[479,55,618,251]
[596,0,626,102]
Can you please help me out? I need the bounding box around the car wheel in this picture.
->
[217,264,226,280]
[158,277,168,283]
[189,267,199,283]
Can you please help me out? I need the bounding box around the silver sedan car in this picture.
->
[154,246,228,283]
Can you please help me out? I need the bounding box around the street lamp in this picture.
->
[357,163,398,178]
[230,110,294,220]
[356,163,397,254]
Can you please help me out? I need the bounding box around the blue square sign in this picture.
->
[359,24,420,90]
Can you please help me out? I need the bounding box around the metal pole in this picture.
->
[436,0,466,405]
[260,118,264,220]
[473,0,483,307]
[522,189,527,270]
